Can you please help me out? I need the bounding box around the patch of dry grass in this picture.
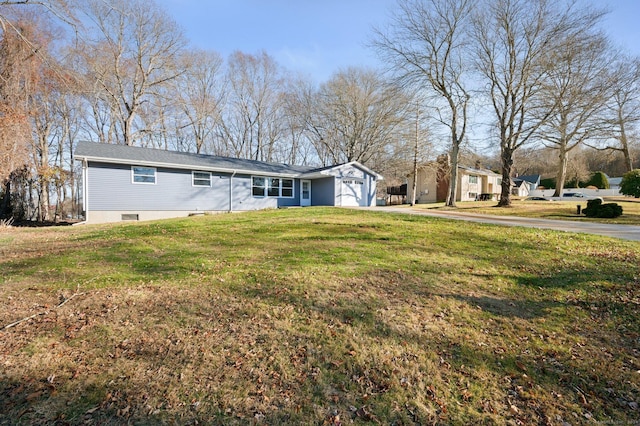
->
[417,197,640,225]
[1,208,639,425]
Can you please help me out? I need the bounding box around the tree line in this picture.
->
[0,0,639,221]
[374,0,640,206]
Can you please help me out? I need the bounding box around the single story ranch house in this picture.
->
[74,141,382,224]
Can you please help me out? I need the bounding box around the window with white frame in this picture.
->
[267,178,280,197]
[252,177,266,197]
[469,175,478,184]
[193,171,211,187]
[252,176,294,198]
[132,166,156,184]
[282,179,293,197]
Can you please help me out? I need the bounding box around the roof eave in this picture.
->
[73,154,300,178]
[345,161,384,180]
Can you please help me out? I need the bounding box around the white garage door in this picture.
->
[341,179,366,206]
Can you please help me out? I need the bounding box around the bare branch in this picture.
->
[2,286,86,330]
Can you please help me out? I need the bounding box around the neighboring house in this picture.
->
[512,174,541,197]
[512,179,530,197]
[608,177,622,190]
[407,163,502,203]
[457,165,502,201]
[74,142,382,223]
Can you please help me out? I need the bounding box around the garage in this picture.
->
[341,178,366,206]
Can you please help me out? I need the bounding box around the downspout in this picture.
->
[229,170,237,212]
[82,159,88,221]
[74,159,88,225]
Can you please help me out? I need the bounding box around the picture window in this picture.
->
[252,176,294,198]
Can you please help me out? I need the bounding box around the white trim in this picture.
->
[75,155,299,178]
[281,178,294,198]
[267,177,281,197]
[300,180,311,206]
[82,159,88,220]
[74,154,381,181]
[301,162,383,181]
[132,166,157,184]
[192,171,212,187]
[252,176,266,198]
[251,175,295,198]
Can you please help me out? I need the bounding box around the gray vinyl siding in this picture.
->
[88,162,233,211]
[87,162,298,212]
[86,161,376,213]
[311,177,335,206]
[278,180,301,208]
[232,176,300,210]
[230,174,277,211]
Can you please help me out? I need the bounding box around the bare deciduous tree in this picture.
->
[565,147,591,187]
[0,11,41,217]
[76,0,186,146]
[372,0,473,207]
[219,51,286,161]
[537,31,611,196]
[172,49,225,154]
[473,0,605,206]
[279,75,316,165]
[305,67,408,166]
[0,0,75,22]
[597,55,640,172]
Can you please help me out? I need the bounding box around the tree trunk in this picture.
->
[447,145,459,207]
[617,102,634,173]
[0,180,10,218]
[39,178,50,222]
[553,146,569,197]
[411,153,418,206]
[619,131,634,172]
[497,146,513,207]
[124,112,135,146]
[411,106,419,206]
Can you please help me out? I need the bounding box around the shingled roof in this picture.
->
[74,141,317,177]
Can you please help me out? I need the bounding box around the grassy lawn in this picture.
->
[414,197,640,225]
[1,208,639,425]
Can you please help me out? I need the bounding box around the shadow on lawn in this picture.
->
[451,294,563,320]
[4,211,638,424]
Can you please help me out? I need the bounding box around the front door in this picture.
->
[301,180,311,206]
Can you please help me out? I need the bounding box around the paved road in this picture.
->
[362,206,640,242]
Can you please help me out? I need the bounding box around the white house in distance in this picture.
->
[74,142,382,224]
[407,162,502,203]
[512,175,541,197]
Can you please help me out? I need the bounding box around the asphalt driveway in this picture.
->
[364,206,640,242]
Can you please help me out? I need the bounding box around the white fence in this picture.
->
[529,188,621,197]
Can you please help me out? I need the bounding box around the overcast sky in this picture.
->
[155,0,640,84]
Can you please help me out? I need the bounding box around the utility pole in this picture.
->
[411,103,419,206]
